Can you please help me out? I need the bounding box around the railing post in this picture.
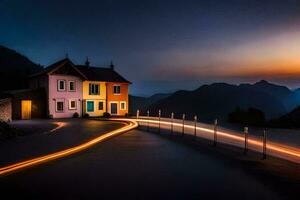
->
[136,110,140,125]
[263,129,267,160]
[213,119,218,146]
[194,115,197,140]
[170,112,174,136]
[147,110,150,131]
[182,114,185,137]
[158,109,161,134]
[244,127,248,155]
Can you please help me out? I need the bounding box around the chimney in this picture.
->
[85,57,90,67]
[110,61,114,70]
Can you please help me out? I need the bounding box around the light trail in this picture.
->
[47,122,67,134]
[137,118,300,163]
[0,119,138,176]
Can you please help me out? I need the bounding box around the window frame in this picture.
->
[56,100,64,113]
[69,99,77,110]
[68,80,76,92]
[57,80,66,91]
[98,101,104,110]
[120,101,126,110]
[113,85,121,95]
[89,83,100,95]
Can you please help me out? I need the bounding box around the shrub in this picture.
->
[228,107,266,126]
[103,112,111,118]
[73,112,79,118]
[0,120,18,140]
[83,113,90,118]
[48,114,53,119]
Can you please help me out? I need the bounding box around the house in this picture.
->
[76,61,130,116]
[27,57,131,119]
[30,58,85,118]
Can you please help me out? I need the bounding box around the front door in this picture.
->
[87,101,94,112]
[110,103,118,115]
[21,100,32,120]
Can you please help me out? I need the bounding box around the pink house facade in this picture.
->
[48,74,83,118]
[30,58,86,118]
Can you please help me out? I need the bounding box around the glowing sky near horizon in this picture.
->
[1,0,300,95]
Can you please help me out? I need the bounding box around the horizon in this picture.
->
[132,79,300,97]
[2,0,300,95]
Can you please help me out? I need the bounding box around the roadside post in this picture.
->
[147,110,150,131]
[194,115,197,140]
[213,119,218,146]
[263,129,267,160]
[158,109,161,134]
[136,110,140,125]
[244,127,248,155]
[171,112,174,136]
[182,114,185,137]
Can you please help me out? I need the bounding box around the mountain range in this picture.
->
[0,45,43,91]
[133,81,300,123]
[129,93,170,115]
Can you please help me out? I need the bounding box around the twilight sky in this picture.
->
[1,0,300,96]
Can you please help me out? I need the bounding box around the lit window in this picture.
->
[120,101,126,110]
[69,100,77,110]
[58,80,66,91]
[56,101,64,112]
[69,81,76,91]
[89,84,100,95]
[113,85,121,94]
[98,102,104,110]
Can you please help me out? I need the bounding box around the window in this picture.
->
[69,81,76,91]
[87,101,94,112]
[113,85,121,94]
[69,99,77,110]
[98,102,104,110]
[58,80,66,91]
[120,101,126,110]
[89,84,100,95]
[56,101,64,112]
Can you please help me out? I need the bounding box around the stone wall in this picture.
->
[0,98,12,122]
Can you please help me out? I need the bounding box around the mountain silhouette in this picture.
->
[0,45,43,91]
[270,106,300,128]
[240,80,298,111]
[129,93,170,114]
[146,81,295,121]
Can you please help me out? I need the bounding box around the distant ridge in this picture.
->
[270,105,300,128]
[129,93,170,114]
[0,45,43,91]
[144,80,300,121]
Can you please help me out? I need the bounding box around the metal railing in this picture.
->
[135,110,273,160]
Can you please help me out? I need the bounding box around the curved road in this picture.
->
[1,119,298,199]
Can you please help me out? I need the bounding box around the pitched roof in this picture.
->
[75,65,131,83]
[30,58,131,83]
[30,58,86,79]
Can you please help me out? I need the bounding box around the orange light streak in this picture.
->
[137,118,300,163]
[48,122,66,133]
[0,119,138,176]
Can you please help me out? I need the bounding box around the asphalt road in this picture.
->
[0,120,291,200]
[0,119,124,166]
